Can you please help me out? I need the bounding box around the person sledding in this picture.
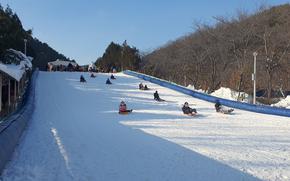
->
[139,83,149,90]
[80,75,86,82]
[119,101,133,114]
[110,74,116,79]
[215,100,234,114]
[143,85,149,90]
[106,78,112,84]
[182,102,197,116]
[90,73,96,78]
[154,91,165,101]
[139,83,144,90]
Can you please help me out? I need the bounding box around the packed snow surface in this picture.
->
[2,72,290,181]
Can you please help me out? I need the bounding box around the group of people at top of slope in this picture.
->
[80,73,116,84]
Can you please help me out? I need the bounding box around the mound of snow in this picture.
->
[211,87,252,103]
[187,84,204,93]
[272,96,290,109]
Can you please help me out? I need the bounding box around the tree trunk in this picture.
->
[237,73,243,101]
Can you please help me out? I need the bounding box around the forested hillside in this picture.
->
[141,4,290,100]
[0,4,72,70]
[95,41,141,72]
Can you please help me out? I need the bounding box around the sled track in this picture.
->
[1,72,290,181]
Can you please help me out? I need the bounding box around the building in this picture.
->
[0,49,32,117]
[47,59,78,71]
[88,63,97,72]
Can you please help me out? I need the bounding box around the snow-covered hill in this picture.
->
[2,72,289,181]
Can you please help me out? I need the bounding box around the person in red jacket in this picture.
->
[119,101,132,114]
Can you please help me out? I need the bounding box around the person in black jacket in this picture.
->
[139,83,144,90]
[90,73,96,78]
[106,78,112,84]
[80,75,86,82]
[215,100,234,114]
[154,91,164,101]
[215,100,222,112]
[182,102,197,116]
[110,74,116,79]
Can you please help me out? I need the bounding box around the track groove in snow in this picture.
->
[1,72,289,181]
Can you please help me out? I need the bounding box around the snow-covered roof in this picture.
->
[0,49,33,81]
[7,49,33,69]
[0,63,25,81]
[48,59,78,66]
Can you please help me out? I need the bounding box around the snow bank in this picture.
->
[211,87,252,103]
[272,96,290,109]
[187,85,252,103]
[187,84,204,93]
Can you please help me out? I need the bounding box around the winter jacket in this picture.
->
[215,102,221,112]
[106,79,112,84]
[182,106,196,114]
[139,84,144,90]
[154,92,160,100]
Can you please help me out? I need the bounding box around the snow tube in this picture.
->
[123,70,290,118]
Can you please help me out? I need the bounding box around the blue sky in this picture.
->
[1,0,289,65]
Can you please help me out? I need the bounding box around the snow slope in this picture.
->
[1,72,290,181]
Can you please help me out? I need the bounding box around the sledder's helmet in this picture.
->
[184,102,189,106]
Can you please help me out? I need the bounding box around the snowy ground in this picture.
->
[1,72,290,181]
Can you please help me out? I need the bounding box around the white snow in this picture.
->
[7,49,33,69]
[211,87,252,103]
[272,96,290,109]
[0,63,25,81]
[0,49,32,81]
[48,59,77,67]
[187,84,205,93]
[1,72,290,181]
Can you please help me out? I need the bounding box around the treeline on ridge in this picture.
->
[141,4,290,101]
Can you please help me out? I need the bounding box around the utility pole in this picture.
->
[24,39,27,55]
[252,52,258,104]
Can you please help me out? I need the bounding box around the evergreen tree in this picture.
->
[95,41,141,72]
